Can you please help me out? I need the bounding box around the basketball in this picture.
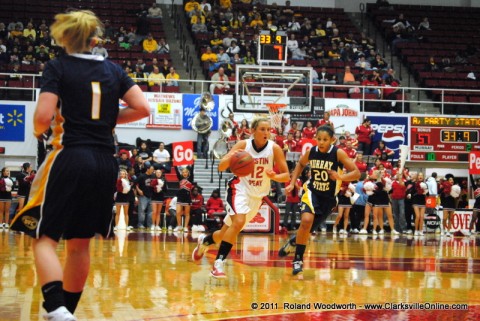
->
[229,150,255,177]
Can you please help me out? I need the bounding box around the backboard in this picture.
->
[233,64,313,114]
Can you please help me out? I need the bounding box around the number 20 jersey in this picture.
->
[229,139,274,199]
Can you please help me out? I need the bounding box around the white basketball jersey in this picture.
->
[233,139,275,199]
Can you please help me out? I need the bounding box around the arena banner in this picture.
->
[324,98,361,134]
[368,114,409,160]
[172,141,194,166]
[243,203,271,233]
[0,101,37,157]
[435,209,473,234]
[0,104,25,141]
[145,92,183,129]
[469,152,480,174]
[182,93,219,131]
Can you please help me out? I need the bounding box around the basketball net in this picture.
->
[266,103,287,129]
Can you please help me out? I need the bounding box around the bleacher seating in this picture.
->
[0,0,173,93]
[368,3,480,113]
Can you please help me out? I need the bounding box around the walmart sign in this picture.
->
[0,104,25,141]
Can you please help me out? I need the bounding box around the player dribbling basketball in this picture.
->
[192,117,290,278]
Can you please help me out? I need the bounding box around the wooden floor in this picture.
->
[0,229,479,321]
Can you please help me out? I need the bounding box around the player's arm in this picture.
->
[329,149,361,182]
[118,85,150,124]
[285,149,311,193]
[267,144,290,183]
[218,140,247,172]
[33,92,58,139]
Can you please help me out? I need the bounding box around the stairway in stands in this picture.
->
[193,159,233,199]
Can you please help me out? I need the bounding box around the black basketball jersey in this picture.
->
[41,54,135,152]
[307,145,343,198]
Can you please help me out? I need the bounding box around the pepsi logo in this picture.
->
[382,130,405,148]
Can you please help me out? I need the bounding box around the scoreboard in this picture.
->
[410,116,480,162]
[257,30,288,64]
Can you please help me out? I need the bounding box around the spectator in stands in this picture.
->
[142,33,158,53]
[384,13,411,31]
[300,120,314,139]
[200,0,212,12]
[356,56,372,70]
[291,45,312,60]
[356,118,374,155]
[226,40,240,57]
[300,18,313,37]
[118,150,132,172]
[135,164,154,229]
[190,187,205,231]
[133,66,148,85]
[35,45,50,63]
[230,13,243,30]
[362,74,381,97]
[144,57,160,73]
[148,3,163,18]
[220,0,232,9]
[210,30,223,51]
[157,38,170,54]
[23,22,36,41]
[92,41,108,58]
[287,33,299,53]
[318,66,337,84]
[373,140,394,160]
[371,54,388,70]
[237,119,251,140]
[343,141,357,159]
[9,23,23,40]
[274,127,286,149]
[210,67,230,94]
[287,16,301,32]
[222,31,237,48]
[166,66,180,86]
[426,56,440,72]
[354,152,367,173]
[201,46,218,63]
[152,142,171,172]
[327,43,342,61]
[147,66,166,87]
[0,22,7,40]
[244,50,256,65]
[231,53,243,65]
[185,0,200,17]
[216,46,231,64]
[382,75,401,112]
[339,66,360,85]
[22,45,36,65]
[7,19,22,32]
[207,18,221,34]
[206,189,224,216]
[160,58,170,77]
[191,10,206,25]
[418,17,430,30]
[138,142,153,166]
[249,13,264,29]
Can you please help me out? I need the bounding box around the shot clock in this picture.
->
[410,116,480,162]
[257,30,287,64]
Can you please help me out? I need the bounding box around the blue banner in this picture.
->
[0,104,25,142]
[369,115,409,160]
[182,94,219,131]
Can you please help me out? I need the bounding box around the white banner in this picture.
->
[243,203,271,232]
[116,93,183,129]
[324,98,361,134]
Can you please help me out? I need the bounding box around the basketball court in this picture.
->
[0,230,478,320]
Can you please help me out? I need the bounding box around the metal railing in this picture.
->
[1,72,479,115]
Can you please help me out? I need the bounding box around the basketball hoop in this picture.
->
[266,103,287,129]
